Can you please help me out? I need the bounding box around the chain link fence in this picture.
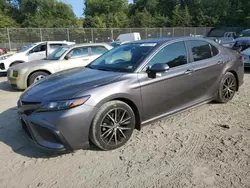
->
[0,27,219,51]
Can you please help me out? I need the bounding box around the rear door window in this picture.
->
[188,41,212,62]
[90,46,108,55]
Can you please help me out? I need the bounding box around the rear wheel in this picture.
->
[216,72,237,103]
[28,71,49,86]
[90,101,135,150]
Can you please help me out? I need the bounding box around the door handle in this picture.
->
[184,69,194,75]
[82,59,89,61]
[217,61,224,65]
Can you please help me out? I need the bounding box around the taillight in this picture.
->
[239,55,244,62]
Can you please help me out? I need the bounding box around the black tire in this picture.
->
[216,72,237,103]
[90,101,135,151]
[28,71,49,86]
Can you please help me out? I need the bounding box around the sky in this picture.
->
[65,0,133,18]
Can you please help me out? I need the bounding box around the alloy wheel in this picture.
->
[34,75,45,83]
[222,76,236,100]
[100,108,133,146]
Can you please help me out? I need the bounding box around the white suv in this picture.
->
[0,41,75,73]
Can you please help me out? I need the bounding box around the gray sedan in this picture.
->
[18,37,244,152]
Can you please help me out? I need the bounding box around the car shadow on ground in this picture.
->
[0,80,20,92]
[0,107,63,158]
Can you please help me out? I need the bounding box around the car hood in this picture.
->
[21,67,124,101]
[9,59,56,70]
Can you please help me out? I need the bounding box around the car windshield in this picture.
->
[88,43,156,72]
[18,44,35,53]
[45,47,69,60]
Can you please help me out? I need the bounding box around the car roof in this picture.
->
[242,29,250,32]
[33,41,74,44]
[67,43,112,48]
[126,37,211,45]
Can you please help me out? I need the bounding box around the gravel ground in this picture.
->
[0,72,250,188]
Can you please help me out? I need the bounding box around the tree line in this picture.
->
[0,0,250,28]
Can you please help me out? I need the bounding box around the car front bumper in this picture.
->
[7,70,27,90]
[18,100,96,152]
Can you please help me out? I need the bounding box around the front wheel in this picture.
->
[216,72,237,103]
[28,71,49,86]
[90,101,135,150]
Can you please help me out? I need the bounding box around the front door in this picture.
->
[28,43,47,62]
[60,47,91,71]
[138,41,198,122]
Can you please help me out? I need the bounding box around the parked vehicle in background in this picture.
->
[0,41,75,73]
[17,37,244,152]
[0,54,12,60]
[0,47,7,55]
[237,29,250,38]
[241,48,250,67]
[116,32,141,42]
[8,43,113,90]
[232,37,250,52]
[206,28,237,46]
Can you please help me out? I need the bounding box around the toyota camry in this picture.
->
[18,37,244,152]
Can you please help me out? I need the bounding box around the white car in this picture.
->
[0,41,75,73]
[7,43,113,90]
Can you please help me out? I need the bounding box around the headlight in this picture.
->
[39,96,90,111]
[0,54,11,60]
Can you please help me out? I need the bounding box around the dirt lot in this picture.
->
[0,72,250,188]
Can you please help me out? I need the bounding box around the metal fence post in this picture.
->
[111,28,114,41]
[173,27,175,36]
[40,28,43,41]
[184,27,186,36]
[160,28,162,38]
[145,28,148,39]
[7,28,11,51]
[91,28,94,43]
[67,28,70,41]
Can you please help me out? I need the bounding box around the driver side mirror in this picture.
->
[64,55,70,60]
[147,63,170,78]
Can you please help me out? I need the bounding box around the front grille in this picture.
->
[21,101,41,105]
[13,70,18,77]
[0,63,5,70]
[19,100,42,116]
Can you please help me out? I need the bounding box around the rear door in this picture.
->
[186,40,225,101]
[59,46,91,71]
